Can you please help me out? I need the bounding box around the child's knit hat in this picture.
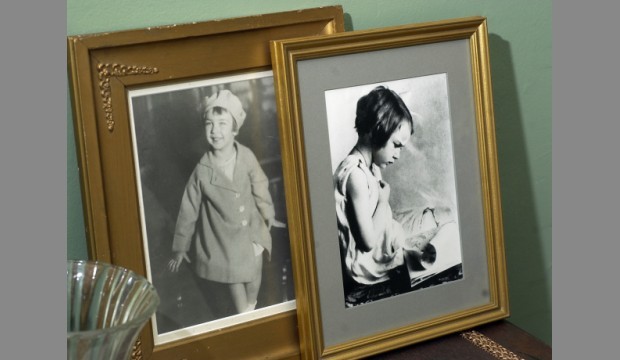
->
[204,89,247,128]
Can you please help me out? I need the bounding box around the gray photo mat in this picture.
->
[296,38,491,347]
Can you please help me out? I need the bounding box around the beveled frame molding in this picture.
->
[67,7,344,359]
[270,16,508,359]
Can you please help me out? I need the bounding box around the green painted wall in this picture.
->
[68,0,551,345]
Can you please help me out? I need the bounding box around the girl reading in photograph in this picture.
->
[334,86,453,307]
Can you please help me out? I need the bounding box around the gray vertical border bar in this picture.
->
[0,0,66,358]
[554,0,619,358]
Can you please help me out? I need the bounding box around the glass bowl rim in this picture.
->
[67,259,160,337]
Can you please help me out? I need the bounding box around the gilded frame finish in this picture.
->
[67,7,344,359]
[270,17,509,359]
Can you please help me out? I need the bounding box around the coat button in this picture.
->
[239,205,245,212]
[235,193,241,198]
[241,220,248,226]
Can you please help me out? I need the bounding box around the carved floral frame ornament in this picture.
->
[67,7,344,359]
[97,63,159,131]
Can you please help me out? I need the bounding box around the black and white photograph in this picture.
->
[325,75,463,308]
[128,71,295,345]
[271,18,509,358]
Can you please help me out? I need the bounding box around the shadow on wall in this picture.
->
[488,33,551,344]
[343,12,354,32]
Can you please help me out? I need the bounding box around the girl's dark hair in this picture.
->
[355,86,414,147]
[203,106,239,132]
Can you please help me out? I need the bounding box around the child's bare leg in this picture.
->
[245,253,263,311]
[228,283,248,314]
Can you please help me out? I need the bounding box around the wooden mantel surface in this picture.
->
[369,320,551,360]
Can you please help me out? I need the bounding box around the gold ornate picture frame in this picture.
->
[67,7,344,359]
[270,16,509,359]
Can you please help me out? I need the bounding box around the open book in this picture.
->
[404,221,463,288]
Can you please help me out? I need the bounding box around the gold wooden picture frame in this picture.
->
[270,16,509,359]
[67,7,344,359]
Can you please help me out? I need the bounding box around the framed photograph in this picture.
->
[67,7,344,359]
[270,16,509,359]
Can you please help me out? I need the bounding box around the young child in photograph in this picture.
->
[168,89,285,314]
[334,86,451,307]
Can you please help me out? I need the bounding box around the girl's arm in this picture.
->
[168,252,191,272]
[168,170,202,272]
[172,170,202,253]
[247,151,276,221]
[346,167,391,252]
[266,217,286,230]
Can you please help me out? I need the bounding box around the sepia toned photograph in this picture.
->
[128,71,295,345]
[325,75,463,308]
[67,7,345,358]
